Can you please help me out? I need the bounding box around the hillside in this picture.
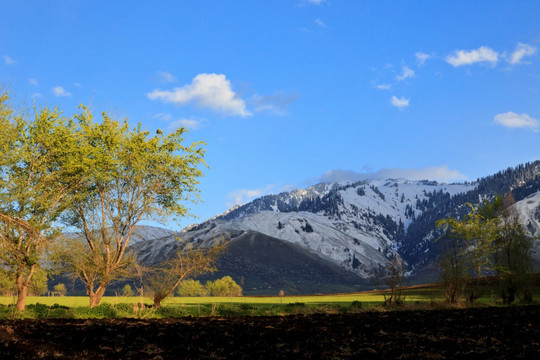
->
[131,161,540,295]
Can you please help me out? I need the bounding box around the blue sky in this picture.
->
[2,0,540,230]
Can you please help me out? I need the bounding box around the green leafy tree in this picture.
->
[495,194,535,304]
[28,266,48,296]
[0,91,84,311]
[436,203,499,303]
[59,106,206,307]
[176,279,207,297]
[53,283,67,296]
[121,284,134,297]
[0,268,16,296]
[437,193,535,305]
[206,276,243,297]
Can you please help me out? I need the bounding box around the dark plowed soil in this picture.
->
[1,306,539,359]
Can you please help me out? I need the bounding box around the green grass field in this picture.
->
[0,291,389,308]
[1,284,534,308]
[1,278,538,319]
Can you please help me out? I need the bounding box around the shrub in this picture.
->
[122,284,134,297]
[350,301,362,310]
[177,279,207,297]
[53,283,67,296]
[206,276,242,297]
[74,303,118,318]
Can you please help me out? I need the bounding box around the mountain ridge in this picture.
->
[132,161,540,294]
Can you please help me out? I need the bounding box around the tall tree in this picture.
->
[60,106,206,307]
[436,203,499,303]
[495,193,535,304]
[0,91,83,310]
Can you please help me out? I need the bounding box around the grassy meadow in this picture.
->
[1,279,539,319]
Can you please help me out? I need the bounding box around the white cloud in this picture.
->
[227,185,275,207]
[147,73,251,117]
[396,66,415,81]
[415,52,431,66]
[170,118,203,130]
[445,46,499,67]
[52,86,71,97]
[305,0,327,5]
[374,84,391,90]
[494,112,539,132]
[31,93,42,98]
[152,113,173,122]
[507,43,536,65]
[3,55,16,65]
[314,18,328,28]
[28,78,38,86]
[391,96,409,108]
[157,71,177,83]
[249,92,298,115]
[320,165,468,183]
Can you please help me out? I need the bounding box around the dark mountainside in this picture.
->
[196,231,371,295]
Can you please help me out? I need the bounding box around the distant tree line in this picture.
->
[176,276,242,297]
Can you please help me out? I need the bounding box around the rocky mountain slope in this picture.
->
[132,161,540,294]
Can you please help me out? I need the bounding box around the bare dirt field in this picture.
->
[1,305,539,359]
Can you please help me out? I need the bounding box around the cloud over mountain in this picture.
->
[320,165,468,183]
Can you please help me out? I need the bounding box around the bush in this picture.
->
[74,303,118,318]
[156,305,193,318]
[27,303,49,318]
[177,279,207,297]
[122,284,134,297]
[206,276,242,297]
[53,283,67,296]
[350,301,362,310]
[284,302,309,314]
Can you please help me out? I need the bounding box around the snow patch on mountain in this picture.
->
[513,191,540,236]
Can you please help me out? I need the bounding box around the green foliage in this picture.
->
[177,279,207,297]
[350,301,363,309]
[55,105,206,307]
[121,284,134,297]
[0,269,16,295]
[436,194,535,304]
[437,202,501,303]
[53,283,67,296]
[79,303,113,318]
[28,267,48,296]
[0,89,84,310]
[496,209,535,304]
[206,276,243,297]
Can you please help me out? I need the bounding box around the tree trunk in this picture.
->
[89,285,107,308]
[153,295,164,308]
[16,276,29,312]
[15,264,35,312]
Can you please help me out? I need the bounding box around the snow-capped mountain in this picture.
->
[132,161,540,294]
[177,179,476,277]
